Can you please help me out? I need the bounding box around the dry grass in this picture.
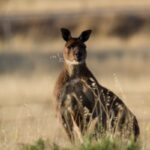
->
[0,0,150,15]
[0,74,71,150]
[0,73,149,149]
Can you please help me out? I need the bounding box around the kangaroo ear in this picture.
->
[79,30,92,42]
[60,28,71,41]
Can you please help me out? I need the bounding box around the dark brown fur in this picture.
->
[54,28,140,142]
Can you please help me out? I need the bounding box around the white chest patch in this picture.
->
[65,59,85,65]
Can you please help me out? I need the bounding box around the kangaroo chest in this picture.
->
[60,77,99,113]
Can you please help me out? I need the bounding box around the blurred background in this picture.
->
[0,0,150,149]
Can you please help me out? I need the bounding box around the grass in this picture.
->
[0,74,149,149]
[1,0,150,15]
[21,139,45,150]
[21,136,141,150]
[78,137,140,150]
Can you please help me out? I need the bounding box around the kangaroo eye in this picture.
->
[67,44,75,49]
[67,46,71,49]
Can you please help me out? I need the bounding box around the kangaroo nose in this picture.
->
[75,51,82,59]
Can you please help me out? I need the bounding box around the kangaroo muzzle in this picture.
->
[75,51,83,61]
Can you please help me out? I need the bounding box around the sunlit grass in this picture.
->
[0,74,149,149]
[0,0,150,14]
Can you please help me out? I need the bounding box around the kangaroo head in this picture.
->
[61,28,92,65]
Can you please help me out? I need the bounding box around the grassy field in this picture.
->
[0,72,149,150]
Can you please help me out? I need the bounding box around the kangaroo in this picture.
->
[54,28,140,142]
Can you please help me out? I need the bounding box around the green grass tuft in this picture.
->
[21,137,141,150]
[127,140,141,150]
[77,137,140,150]
[21,138,45,150]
